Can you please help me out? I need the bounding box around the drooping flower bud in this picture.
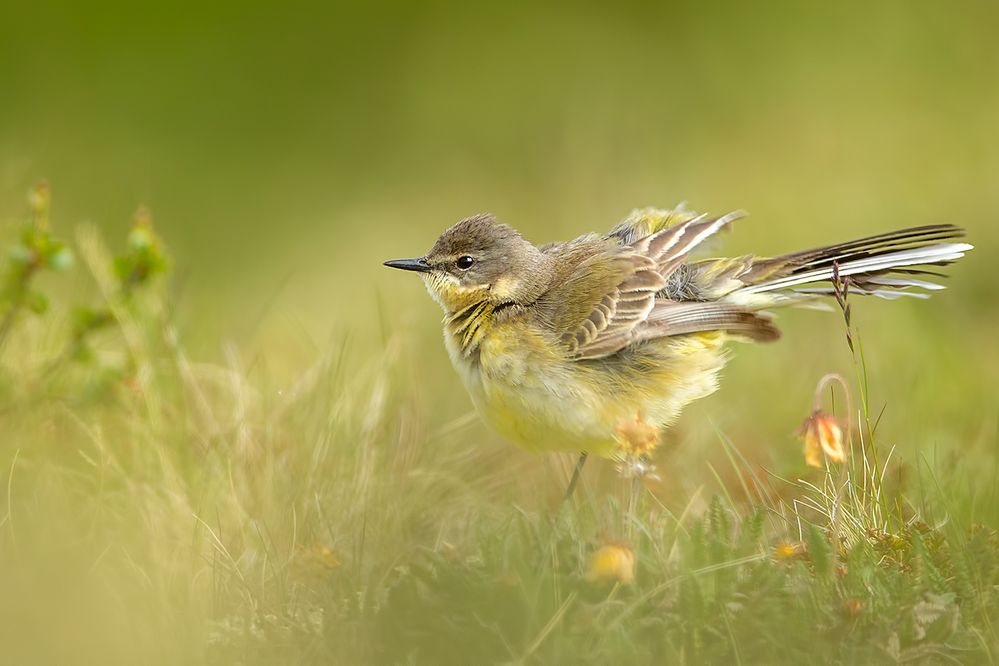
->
[797,409,846,468]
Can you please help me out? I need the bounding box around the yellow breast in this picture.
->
[445,310,729,458]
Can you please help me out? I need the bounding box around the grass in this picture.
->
[0,189,997,665]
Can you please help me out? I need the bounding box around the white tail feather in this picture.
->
[740,242,973,295]
[792,287,932,300]
[863,277,946,290]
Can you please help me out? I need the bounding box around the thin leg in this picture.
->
[562,452,589,503]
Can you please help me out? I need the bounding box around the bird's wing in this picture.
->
[628,210,744,276]
[605,204,703,244]
[633,301,779,345]
[544,212,773,360]
[546,248,668,360]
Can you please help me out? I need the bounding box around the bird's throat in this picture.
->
[445,299,496,357]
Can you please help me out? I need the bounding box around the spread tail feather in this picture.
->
[737,224,972,299]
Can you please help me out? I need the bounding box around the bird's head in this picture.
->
[384,214,549,314]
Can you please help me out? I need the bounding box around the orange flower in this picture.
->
[615,413,660,458]
[290,544,341,582]
[585,543,635,585]
[841,598,865,617]
[797,410,846,467]
[773,541,806,560]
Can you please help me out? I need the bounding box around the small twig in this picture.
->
[0,263,38,355]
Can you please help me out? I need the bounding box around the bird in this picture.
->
[384,206,972,492]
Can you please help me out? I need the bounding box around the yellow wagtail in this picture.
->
[384,206,971,485]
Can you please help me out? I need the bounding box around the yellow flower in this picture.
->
[797,410,846,468]
[615,413,660,458]
[290,544,341,582]
[313,545,340,569]
[773,541,806,560]
[585,543,635,585]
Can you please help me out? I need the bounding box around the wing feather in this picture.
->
[552,211,752,360]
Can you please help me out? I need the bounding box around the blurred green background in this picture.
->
[2,0,997,478]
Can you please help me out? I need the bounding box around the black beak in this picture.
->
[383,257,431,273]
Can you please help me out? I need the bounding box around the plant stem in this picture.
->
[0,266,37,357]
[813,372,852,552]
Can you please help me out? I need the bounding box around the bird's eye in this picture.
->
[456,255,474,269]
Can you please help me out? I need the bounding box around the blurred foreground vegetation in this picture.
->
[0,184,996,664]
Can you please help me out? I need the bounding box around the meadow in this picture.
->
[2,2,998,664]
[1,187,996,665]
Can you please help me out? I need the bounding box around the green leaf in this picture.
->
[73,306,113,336]
[805,525,832,580]
[7,244,33,267]
[45,245,75,272]
[20,226,40,247]
[72,342,95,363]
[25,290,48,314]
[113,256,133,281]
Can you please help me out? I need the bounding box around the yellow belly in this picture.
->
[446,322,729,458]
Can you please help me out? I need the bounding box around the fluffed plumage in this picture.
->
[385,206,972,457]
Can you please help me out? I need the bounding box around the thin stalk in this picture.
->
[813,372,853,553]
[0,263,38,356]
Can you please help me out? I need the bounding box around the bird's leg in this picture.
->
[562,452,589,503]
